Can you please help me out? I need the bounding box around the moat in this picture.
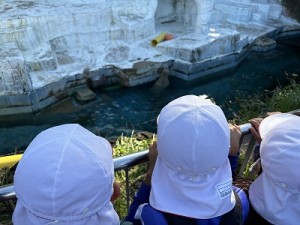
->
[1,37,299,155]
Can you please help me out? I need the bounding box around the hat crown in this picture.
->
[157,95,230,175]
[14,124,114,220]
[260,114,300,191]
[151,95,234,219]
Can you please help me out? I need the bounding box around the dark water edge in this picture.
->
[0,37,300,155]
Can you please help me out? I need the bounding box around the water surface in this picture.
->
[1,37,299,155]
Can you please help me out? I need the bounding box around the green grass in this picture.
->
[234,78,300,124]
[0,168,15,225]
[113,131,156,219]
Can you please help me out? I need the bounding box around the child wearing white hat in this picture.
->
[248,113,300,225]
[133,95,249,225]
[12,124,149,225]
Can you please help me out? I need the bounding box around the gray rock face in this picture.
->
[0,0,299,115]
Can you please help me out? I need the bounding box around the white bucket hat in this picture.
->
[13,124,119,225]
[249,113,300,225]
[150,95,235,219]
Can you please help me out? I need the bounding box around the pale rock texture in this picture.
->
[0,0,299,115]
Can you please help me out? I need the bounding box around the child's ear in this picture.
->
[111,181,121,202]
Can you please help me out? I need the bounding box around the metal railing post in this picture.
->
[125,169,130,210]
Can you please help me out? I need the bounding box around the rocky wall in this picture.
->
[0,0,299,115]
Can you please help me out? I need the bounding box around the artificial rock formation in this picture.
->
[0,0,299,115]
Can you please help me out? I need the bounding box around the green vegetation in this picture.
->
[234,78,300,124]
[0,168,14,186]
[113,131,156,219]
[0,167,15,225]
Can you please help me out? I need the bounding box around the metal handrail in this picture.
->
[0,121,265,224]
[114,150,149,171]
[0,124,253,204]
[0,124,253,207]
[0,150,150,202]
[4,108,300,194]
[1,110,299,223]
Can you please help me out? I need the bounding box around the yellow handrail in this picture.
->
[0,154,23,169]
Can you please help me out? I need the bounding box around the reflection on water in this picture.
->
[1,37,300,155]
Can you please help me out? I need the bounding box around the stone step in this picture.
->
[0,43,32,95]
[214,1,283,23]
[215,3,253,23]
[0,17,28,30]
[156,30,244,63]
[0,4,114,48]
[231,23,278,43]
[252,37,277,52]
[0,26,40,51]
[116,61,164,87]
[111,2,156,42]
[26,58,57,72]
[22,44,57,72]
[49,27,124,51]
[75,88,96,103]
[0,27,28,43]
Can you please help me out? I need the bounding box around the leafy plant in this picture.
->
[234,76,300,124]
[112,131,156,219]
[0,167,15,225]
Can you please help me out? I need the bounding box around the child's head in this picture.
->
[249,113,300,224]
[150,95,234,219]
[13,124,119,225]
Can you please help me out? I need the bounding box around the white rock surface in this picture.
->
[0,0,299,114]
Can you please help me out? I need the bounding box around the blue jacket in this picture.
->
[126,182,249,225]
[125,155,249,225]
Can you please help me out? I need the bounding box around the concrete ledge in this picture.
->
[0,0,300,116]
[172,49,249,81]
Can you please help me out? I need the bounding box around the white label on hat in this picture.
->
[215,179,232,199]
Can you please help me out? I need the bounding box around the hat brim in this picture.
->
[249,173,300,225]
[13,201,120,225]
[149,156,235,219]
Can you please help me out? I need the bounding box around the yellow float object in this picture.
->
[151,32,167,46]
[0,154,23,169]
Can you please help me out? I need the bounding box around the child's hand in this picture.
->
[229,124,241,156]
[249,118,263,144]
[145,141,158,186]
